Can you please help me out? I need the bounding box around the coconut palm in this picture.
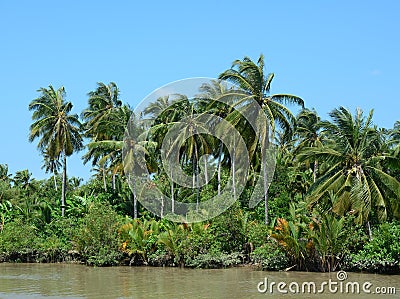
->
[81,82,122,140]
[13,169,34,192]
[159,99,211,211]
[29,85,83,216]
[219,54,304,224]
[299,107,400,224]
[390,120,400,155]
[197,80,235,196]
[123,114,157,218]
[0,164,11,184]
[41,148,62,190]
[82,82,128,189]
[294,109,324,182]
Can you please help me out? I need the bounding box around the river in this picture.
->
[0,263,399,298]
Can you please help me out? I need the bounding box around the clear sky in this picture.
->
[0,0,399,181]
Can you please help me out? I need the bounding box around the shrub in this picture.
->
[74,203,122,266]
[0,218,38,254]
[210,203,246,253]
[251,240,290,271]
[344,222,400,274]
[178,222,220,262]
[247,221,270,248]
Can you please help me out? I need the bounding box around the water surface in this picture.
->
[0,263,398,298]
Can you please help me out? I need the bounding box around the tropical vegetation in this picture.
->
[0,54,399,273]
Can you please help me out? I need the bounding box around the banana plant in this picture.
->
[0,200,13,230]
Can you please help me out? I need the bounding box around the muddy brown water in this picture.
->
[0,263,399,298]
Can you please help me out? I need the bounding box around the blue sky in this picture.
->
[0,0,399,181]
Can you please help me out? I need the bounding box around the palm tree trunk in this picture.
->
[367,221,372,240]
[232,134,236,201]
[161,196,164,218]
[217,141,223,196]
[112,172,116,190]
[204,156,208,184]
[61,153,67,217]
[133,176,137,219]
[194,144,200,211]
[53,172,58,191]
[102,168,107,191]
[263,129,269,225]
[313,160,318,183]
[171,169,174,213]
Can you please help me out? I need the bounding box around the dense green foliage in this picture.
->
[0,54,399,273]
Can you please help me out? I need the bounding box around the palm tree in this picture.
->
[29,85,83,216]
[13,169,34,193]
[142,95,174,122]
[197,80,234,196]
[83,104,132,190]
[0,164,11,184]
[155,98,211,211]
[390,120,400,155]
[41,148,62,190]
[299,107,400,225]
[219,54,304,224]
[294,109,324,182]
[82,83,126,189]
[81,82,122,140]
[123,114,157,218]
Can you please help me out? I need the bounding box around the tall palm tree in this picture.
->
[154,98,211,211]
[219,54,304,224]
[123,114,157,218]
[82,83,125,189]
[81,82,122,140]
[299,107,400,224]
[29,85,83,216]
[197,80,234,196]
[294,109,324,182]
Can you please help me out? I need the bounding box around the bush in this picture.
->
[344,222,400,274]
[178,222,221,262]
[210,203,246,253]
[74,203,122,266]
[251,240,290,271]
[247,221,270,248]
[0,218,41,262]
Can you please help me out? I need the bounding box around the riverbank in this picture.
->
[1,203,400,274]
[1,251,399,275]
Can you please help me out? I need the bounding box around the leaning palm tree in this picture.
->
[299,107,400,225]
[219,54,304,224]
[29,85,83,216]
